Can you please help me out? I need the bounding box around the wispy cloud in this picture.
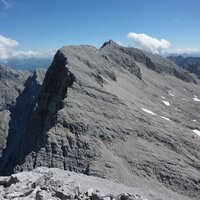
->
[166,48,200,57]
[0,34,55,60]
[127,32,200,56]
[10,49,56,59]
[127,32,171,54]
[1,0,12,9]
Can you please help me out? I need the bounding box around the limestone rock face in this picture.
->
[0,65,30,156]
[0,42,200,200]
[0,66,46,165]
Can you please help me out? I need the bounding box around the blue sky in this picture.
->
[0,0,200,60]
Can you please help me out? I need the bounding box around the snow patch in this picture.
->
[193,95,200,102]
[160,116,171,121]
[193,129,200,137]
[193,119,197,122]
[162,101,170,106]
[162,96,165,99]
[141,108,156,116]
[168,92,175,97]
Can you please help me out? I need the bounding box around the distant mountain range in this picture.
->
[168,55,200,78]
[0,57,53,70]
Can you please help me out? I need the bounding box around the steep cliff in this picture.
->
[0,66,47,166]
[0,65,31,156]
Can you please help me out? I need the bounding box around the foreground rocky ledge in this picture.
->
[0,167,147,200]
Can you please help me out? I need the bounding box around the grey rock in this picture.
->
[0,167,148,200]
[102,41,196,83]
[54,189,71,199]
[0,68,46,172]
[116,193,137,200]
[0,65,31,156]
[0,41,200,200]
[36,190,49,200]
[91,193,103,200]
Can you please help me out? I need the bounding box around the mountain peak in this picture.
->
[100,40,120,49]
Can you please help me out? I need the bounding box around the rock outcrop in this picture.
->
[0,167,148,200]
[0,41,200,200]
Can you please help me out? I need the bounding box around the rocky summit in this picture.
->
[0,41,200,200]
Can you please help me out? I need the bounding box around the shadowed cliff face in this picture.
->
[21,51,76,166]
[0,66,31,156]
[0,42,200,200]
[0,69,46,174]
[0,52,75,175]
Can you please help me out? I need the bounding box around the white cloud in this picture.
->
[0,34,18,47]
[127,32,171,54]
[1,0,12,9]
[0,34,55,60]
[127,32,200,56]
[10,49,55,59]
[166,48,200,56]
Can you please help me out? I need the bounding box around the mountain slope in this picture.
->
[0,41,200,200]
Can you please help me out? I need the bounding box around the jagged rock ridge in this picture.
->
[0,41,200,200]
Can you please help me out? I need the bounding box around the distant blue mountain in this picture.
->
[0,57,53,70]
[168,55,200,78]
